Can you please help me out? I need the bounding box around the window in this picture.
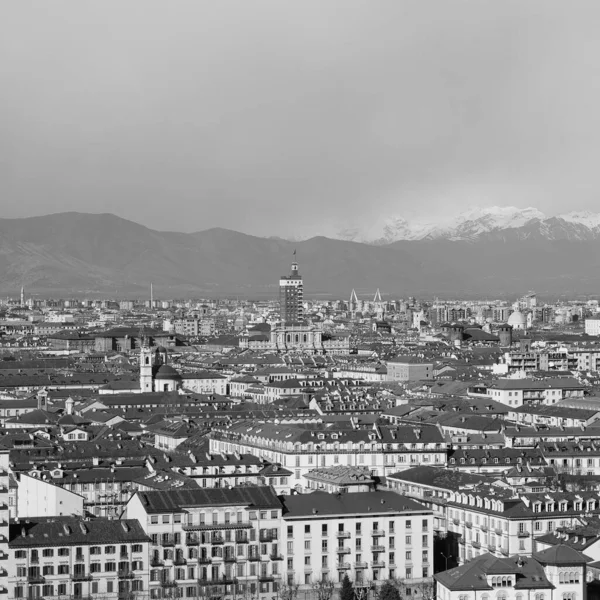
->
[15,551,26,559]
[406,536,411,545]
[406,520,412,530]
[105,546,116,554]
[305,525,310,535]
[287,526,293,538]
[58,548,69,557]
[406,551,412,561]
[151,516,158,524]
[42,549,54,557]
[322,524,328,536]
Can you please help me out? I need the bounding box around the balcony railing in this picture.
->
[224,556,237,563]
[465,522,472,529]
[269,553,284,561]
[72,573,92,581]
[173,557,187,565]
[211,537,225,545]
[371,545,385,553]
[337,547,351,554]
[517,531,530,538]
[118,571,135,579]
[162,539,176,547]
[371,531,385,537]
[336,563,350,570]
[480,525,488,533]
[161,581,178,588]
[150,559,164,567]
[235,536,250,544]
[27,575,45,584]
[452,519,459,526]
[472,541,481,549]
[488,545,496,552]
[495,528,504,536]
[259,533,277,543]
[354,562,368,569]
[337,532,351,539]
[198,556,211,564]
[248,555,261,562]
[371,561,386,568]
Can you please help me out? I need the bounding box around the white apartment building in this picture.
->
[446,485,600,565]
[209,423,447,483]
[585,319,600,336]
[124,487,284,600]
[280,491,434,594]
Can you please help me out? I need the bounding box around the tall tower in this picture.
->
[279,252,303,324]
[20,286,24,308]
[139,334,154,393]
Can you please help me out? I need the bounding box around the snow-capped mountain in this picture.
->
[301,206,600,244]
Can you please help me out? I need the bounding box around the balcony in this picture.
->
[27,575,45,584]
[75,554,85,562]
[465,522,472,529]
[211,537,225,545]
[224,556,237,563]
[459,539,465,546]
[371,561,386,568]
[452,519,459,526]
[161,581,178,588]
[337,547,351,554]
[186,536,199,545]
[354,562,368,569]
[337,531,351,539]
[162,539,176,547]
[259,575,274,582]
[495,528,504,536]
[336,563,351,570]
[183,522,252,531]
[480,525,488,533]
[248,555,261,562]
[72,573,92,582]
[198,556,211,564]
[235,536,250,544]
[259,533,277,543]
[371,530,385,537]
[269,553,284,561]
[517,531,530,538]
[150,559,164,567]
[173,557,187,566]
[472,541,481,549]
[120,553,129,560]
[371,545,385,553]
[500,548,509,556]
[118,571,135,579]
[488,545,496,552]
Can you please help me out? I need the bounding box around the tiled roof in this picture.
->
[136,486,281,513]
[9,517,149,547]
[281,490,428,518]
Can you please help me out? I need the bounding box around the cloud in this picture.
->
[2,1,600,236]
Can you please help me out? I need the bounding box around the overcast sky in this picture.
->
[2,1,600,237]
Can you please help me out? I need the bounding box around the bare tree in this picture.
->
[354,580,373,600]
[312,578,336,600]
[279,581,300,600]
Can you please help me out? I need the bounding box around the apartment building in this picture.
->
[8,517,149,600]
[469,379,587,408]
[209,422,447,481]
[280,491,434,593]
[446,484,600,565]
[124,487,283,600]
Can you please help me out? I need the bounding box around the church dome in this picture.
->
[154,364,181,380]
[507,310,527,330]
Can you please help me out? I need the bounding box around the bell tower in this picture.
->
[140,342,154,393]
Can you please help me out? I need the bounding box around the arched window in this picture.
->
[497,592,507,600]
[563,594,576,600]
[145,356,150,365]
[559,573,565,584]
[535,593,545,600]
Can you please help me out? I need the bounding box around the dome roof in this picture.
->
[154,364,181,380]
[507,310,526,326]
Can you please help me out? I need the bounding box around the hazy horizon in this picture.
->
[3,1,600,237]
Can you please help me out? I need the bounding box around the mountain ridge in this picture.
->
[2,212,600,298]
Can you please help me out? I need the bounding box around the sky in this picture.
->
[2,1,600,238]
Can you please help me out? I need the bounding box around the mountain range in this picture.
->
[307,206,600,244]
[2,211,600,298]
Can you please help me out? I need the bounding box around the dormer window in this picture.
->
[533,502,542,513]
[574,502,582,511]
[560,502,568,511]
[494,458,499,464]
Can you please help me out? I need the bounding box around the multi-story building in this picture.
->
[446,484,600,565]
[386,357,433,382]
[8,517,150,600]
[280,491,434,592]
[209,422,447,481]
[279,259,303,324]
[124,487,283,600]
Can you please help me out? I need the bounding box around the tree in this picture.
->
[279,581,300,600]
[313,578,336,600]
[340,574,355,600]
[378,581,401,600]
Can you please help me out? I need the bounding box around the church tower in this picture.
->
[279,252,303,324]
[140,343,154,393]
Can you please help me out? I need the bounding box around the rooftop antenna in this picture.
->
[150,283,153,308]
